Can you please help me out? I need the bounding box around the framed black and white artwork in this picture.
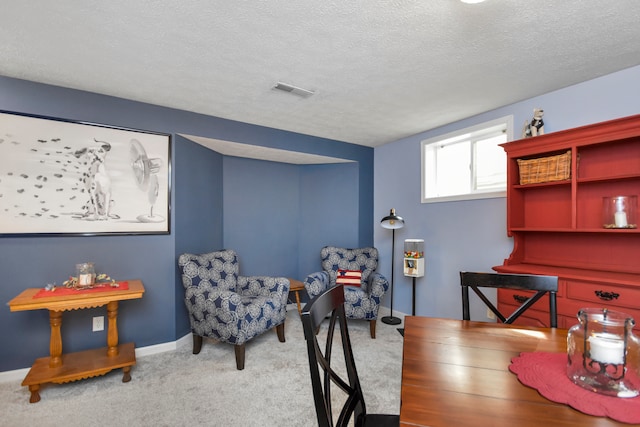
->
[0,111,171,236]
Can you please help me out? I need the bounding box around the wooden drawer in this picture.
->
[565,280,640,311]
[559,297,640,332]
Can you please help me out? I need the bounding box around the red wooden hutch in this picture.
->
[494,114,640,329]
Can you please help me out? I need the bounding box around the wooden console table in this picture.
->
[8,279,145,403]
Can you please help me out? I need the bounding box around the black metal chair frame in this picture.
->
[460,271,559,328]
[301,284,399,427]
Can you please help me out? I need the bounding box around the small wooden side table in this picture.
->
[288,278,306,314]
[8,279,145,403]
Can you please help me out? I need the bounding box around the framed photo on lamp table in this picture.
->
[0,110,171,236]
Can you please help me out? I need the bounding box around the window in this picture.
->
[421,116,513,203]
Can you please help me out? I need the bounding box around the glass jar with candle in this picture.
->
[76,262,96,288]
[602,195,638,229]
[567,308,640,397]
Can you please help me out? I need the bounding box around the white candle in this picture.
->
[589,333,625,365]
[78,273,93,286]
[615,211,628,227]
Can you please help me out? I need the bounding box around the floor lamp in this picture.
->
[381,208,404,325]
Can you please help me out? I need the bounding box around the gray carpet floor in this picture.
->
[0,307,403,426]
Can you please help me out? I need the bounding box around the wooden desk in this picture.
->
[8,279,145,403]
[400,316,628,427]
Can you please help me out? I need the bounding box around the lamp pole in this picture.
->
[381,208,403,325]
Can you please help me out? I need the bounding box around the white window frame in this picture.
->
[421,115,513,203]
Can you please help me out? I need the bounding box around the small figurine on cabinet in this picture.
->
[522,108,545,138]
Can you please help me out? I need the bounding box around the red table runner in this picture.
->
[510,351,640,424]
[33,281,129,298]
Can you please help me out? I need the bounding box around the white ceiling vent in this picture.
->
[272,82,315,98]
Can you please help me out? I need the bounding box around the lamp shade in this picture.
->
[381,208,405,229]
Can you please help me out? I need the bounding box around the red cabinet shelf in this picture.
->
[510,228,640,233]
[494,114,640,329]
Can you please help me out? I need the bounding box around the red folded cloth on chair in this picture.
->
[33,281,129,298]
[510,351,640,424]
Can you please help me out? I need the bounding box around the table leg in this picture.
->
[106,300,119,357]
[28,384,41,403]
[49,310,63,368]
[294,290,302,314]
[122,366,132,383]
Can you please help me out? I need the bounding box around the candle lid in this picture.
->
[578,308,635,328]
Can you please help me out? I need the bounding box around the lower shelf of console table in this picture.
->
[22,342,136,403]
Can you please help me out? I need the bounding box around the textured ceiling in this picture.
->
[1,1,640,149]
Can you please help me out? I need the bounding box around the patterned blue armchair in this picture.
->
[303,246,390,339]
[178,249,290,370]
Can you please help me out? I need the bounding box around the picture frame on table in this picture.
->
[0,110,171,236]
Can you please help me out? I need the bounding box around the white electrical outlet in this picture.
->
[486,308,496,320]
[93,316,104,332]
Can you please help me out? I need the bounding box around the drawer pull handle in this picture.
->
[595,290,620,301]
[513,294,528,304]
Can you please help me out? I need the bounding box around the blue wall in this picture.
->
[298,163,361,276]
[0,76,374,372]
[222,158,361,279]
[174,135,224,336]
[374,65,640,323]
[223,156,300,277]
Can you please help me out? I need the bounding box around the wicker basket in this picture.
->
[517,150,571,185]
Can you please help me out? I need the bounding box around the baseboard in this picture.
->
[134,332,191,357]
[0,333,192,383]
